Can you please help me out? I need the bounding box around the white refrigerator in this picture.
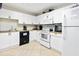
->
[63,6,79,56]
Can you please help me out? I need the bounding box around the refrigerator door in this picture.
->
[63,27,79,56]
[64,7,79,26]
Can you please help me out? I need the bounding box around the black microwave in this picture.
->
[54,23,62,32]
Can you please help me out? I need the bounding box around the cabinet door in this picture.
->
[39,15,47,24]
[39,15,45,24]
[20,14,35,24]
[50,35,63,52]
[53,36,63,52]
[0,33,18,49]
[0,9,13,18]
[47,14,54,24]
[39,13,53,24]
[53,10,64,23]
[30,16,37,24]
[32,19,39,24]
[11,11,21,20]
[18,14,32,24]
[30,31,41,42]
[53,37,59,50]
[43,15,50,24]
[23,15,30,24]
[35,31,41,42]
[0,33,11,49]
[10,32,19,45]
[53,13,60,23]
[30,31,35,42]
[50,35,54,48]
[31,31,38,41]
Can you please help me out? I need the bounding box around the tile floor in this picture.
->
[0,41,61,56]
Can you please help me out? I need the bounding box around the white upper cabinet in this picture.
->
[33,16,40,24]
[51,9,64,23]
[0,7,66,24]
[11,11,36,24]
[37,8,65,24]
[44,13,53,24]
[0,8,12,18]
[0,8,36,24]
[37,14,44,24]
[28,15,36,24]
[38,13,53,24]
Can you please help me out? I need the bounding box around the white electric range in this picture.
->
[40,30,51,48]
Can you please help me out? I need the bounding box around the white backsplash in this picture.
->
[16,24,35,31]
[27,25,35,30]
[16,24,23,30]
[42,25,54,31]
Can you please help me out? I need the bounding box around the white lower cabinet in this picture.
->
[0,32,19,50]
[30,31,41,42]
[30,31,35,42]
[9,32,19,46]
[50,35,63,53]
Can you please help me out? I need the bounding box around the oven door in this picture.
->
[41,33,50,43]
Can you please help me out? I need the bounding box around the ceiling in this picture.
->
[2,3,73,16]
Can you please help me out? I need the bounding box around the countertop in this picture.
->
[0,30,42,33]
[0,31,18,33]
[49,32,62,34]
[0,30,62,36]
[49,32,62,37]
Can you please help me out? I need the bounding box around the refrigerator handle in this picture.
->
[64,14,67,26]
[62,26,66,40]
